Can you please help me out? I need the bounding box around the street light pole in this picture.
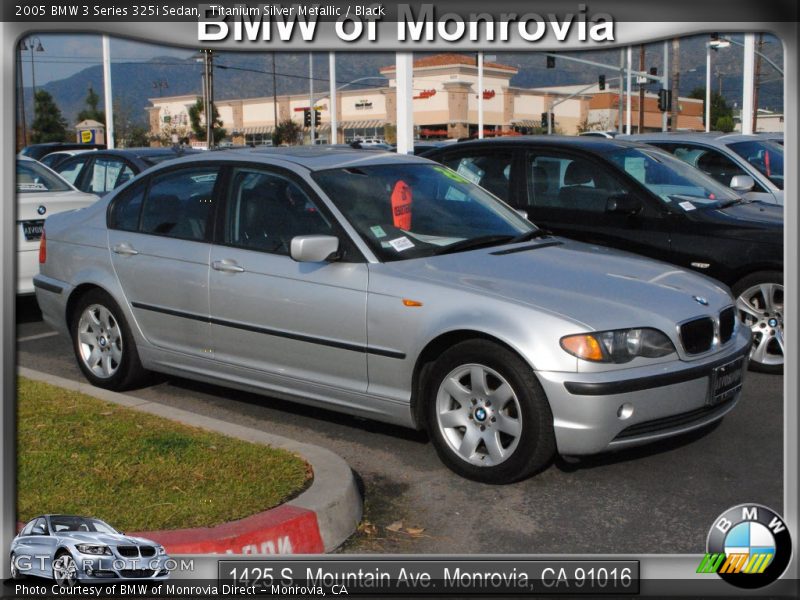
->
[22,37,44,124]
[329,52,337,144]
[17,43,27,147]
[705,43,712,132]
[309,52,315,145]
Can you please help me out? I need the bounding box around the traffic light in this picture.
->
[303,109,311,127]
[546,55,556,69]
[649,67,658,76]
[657,89,672,112]
[598,75,606,90]
[314,109,321,126]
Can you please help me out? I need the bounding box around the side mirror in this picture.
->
[32,525,46,535]
[606,193,642,216]
[730,175,755,192]
[290,235,340,263]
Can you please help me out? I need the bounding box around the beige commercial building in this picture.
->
[147,54,704,145]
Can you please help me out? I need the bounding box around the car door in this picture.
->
[107,165,220,357]
[208,164,369,395]
[521,148,673,260]
[77,155,137,195]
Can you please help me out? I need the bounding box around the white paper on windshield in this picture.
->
[679,201,696,211]
[388,236,414,252]
[17,182,47,191]
[456,161,484,185]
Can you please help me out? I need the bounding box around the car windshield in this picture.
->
[727,140,784,189]
[313,163,534,261]
[17,160,72,193]
[49,516,118,534]
[606,147,739,207]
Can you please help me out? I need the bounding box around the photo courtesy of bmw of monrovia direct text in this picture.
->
[0,1,797,599]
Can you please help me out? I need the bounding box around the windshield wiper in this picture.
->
[433,235,516,256]
[509,229,550,243]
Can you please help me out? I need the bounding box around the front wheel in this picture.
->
[10,553,25,580]
[52,552,78,587]
[733,271,783,374]
[425,340,556,483]
[70,289,148,389]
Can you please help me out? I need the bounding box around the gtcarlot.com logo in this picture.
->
[697,504,792,589]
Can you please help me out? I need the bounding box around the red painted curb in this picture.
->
[131,505,325,555]
[18,505,325,556]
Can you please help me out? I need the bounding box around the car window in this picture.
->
[17,160,72,193]
[139,167,219,241]
[54,157,90,187]
[20,519,36,536]
[108,181,146,231]
[651,143,768,192]
[313,164,532,262]
[86,157,135,194]
[31,517,48,535]
[526,152,625,212]
[442,152,513,200]
[49,516,117,533]
[727,140,784,190]
[224,168,333,255]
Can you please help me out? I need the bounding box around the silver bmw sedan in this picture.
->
[34,148,751,483]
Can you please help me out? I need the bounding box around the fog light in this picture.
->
[617,403,634,420]
[86,567,93,576]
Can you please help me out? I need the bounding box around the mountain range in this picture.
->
[20,35,784,129]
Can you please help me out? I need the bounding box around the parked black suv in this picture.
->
[423,137,783,373]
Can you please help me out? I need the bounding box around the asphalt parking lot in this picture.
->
[15,297,783,555]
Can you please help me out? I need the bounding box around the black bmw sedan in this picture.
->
[423,137,783,373]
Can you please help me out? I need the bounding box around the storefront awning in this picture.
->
[511,119,538,128]
[242,125,275,135]
[339,119,385,130]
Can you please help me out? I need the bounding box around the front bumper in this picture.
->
[537,327,752,455]
[73,553,171,582]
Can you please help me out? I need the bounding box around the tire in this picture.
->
[10,553,25,580]
[52,552,78,587]
[425,339,556,483]
[732,271,783,374]
[70,288,148,390]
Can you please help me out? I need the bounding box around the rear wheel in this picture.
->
[425,340,555,483]
[733,271,783,374]
[70,289,148,389]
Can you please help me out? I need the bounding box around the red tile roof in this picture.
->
[380,53,517,73]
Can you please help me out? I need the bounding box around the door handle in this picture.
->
[112,243,139,256]
[212,259,245,273]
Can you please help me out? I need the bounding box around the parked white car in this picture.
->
[16,157,98,294]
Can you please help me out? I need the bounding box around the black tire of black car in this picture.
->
[732,270,783,375]
[425,339,556,484]
[70,288,149,390]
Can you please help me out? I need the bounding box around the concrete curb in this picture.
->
[18,367,363,554]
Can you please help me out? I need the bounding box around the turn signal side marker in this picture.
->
[402,299,423,307]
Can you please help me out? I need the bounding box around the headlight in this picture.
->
[76,544,112,556]
[561,328,676,363]
[156,546,166,556]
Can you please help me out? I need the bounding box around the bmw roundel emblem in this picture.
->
[37,205,46,216]
[693,296,709,306]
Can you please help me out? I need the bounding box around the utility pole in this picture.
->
[17,43,27,147]
[752,33,764,133]
[102,36,115,149]
[309,52,315,145]
[670,38,680,130]
[271,52,278,142]
[638,45,645,133]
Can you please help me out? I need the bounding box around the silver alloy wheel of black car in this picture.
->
[435,363,523,467]
[53,553,78,587]
[77,303,123,379]
[736,282,784,370]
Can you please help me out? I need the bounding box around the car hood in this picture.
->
[58,532,158,547]
[17,190,99,222]
[385,238,732,331]
[689,200,783,228]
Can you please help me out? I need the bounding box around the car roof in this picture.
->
[620,132,770,145]
[422,135,651,154]
[168,146,432,171]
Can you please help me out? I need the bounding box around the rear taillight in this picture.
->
[38,229,46,264]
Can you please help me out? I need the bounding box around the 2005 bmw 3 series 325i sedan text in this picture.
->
[34,148,752,483]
